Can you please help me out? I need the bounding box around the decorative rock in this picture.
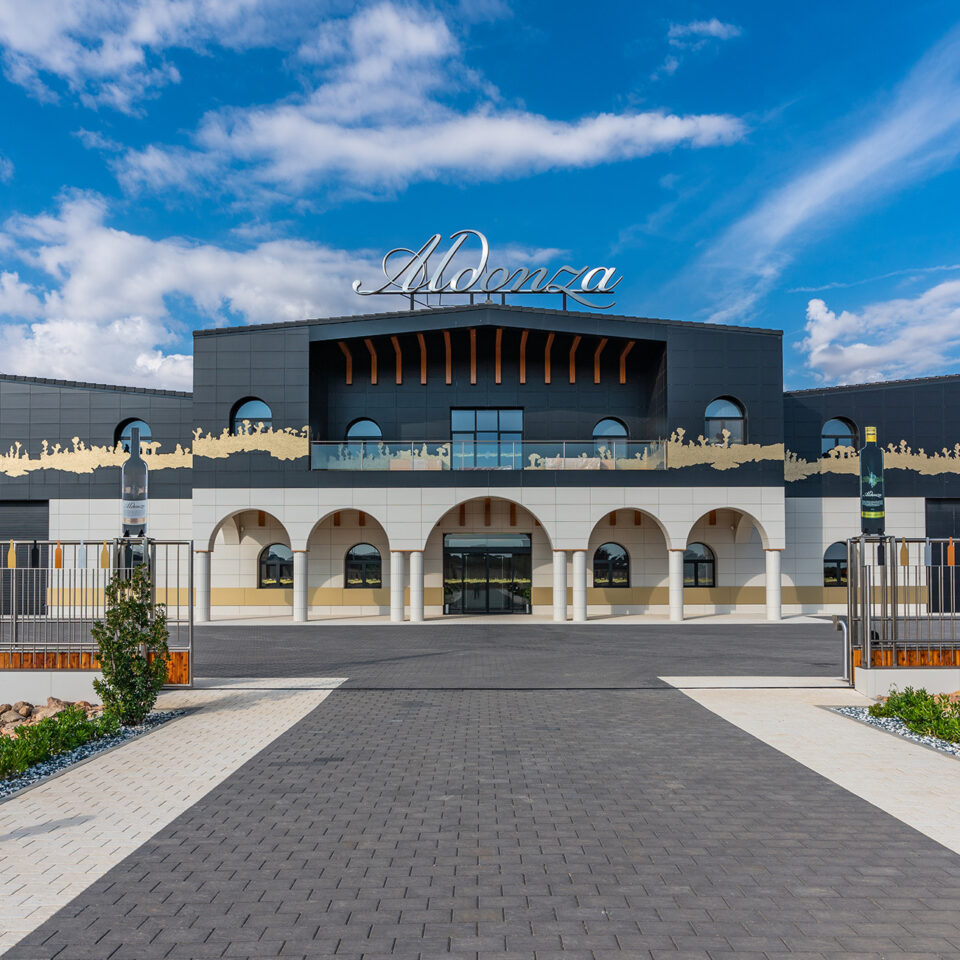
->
[12,701,29,712]
[16,705,32,718]
[0,704,10,714]
[1,709,22,724]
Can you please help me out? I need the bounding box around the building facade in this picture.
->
[1,303,957,622]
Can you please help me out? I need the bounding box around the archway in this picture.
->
[586,508,670,616]
[204,508,292,620]
[305,509,391,618]
[424,497,553,616]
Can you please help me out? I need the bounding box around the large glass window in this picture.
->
[451,408,523,469]
[823,541,848,587]
[593,542,630,587]
[704,397,745,444]
[345,543,382,588]
[116,419,152,454]
[232,398,272,435]
[258,543,293,588]
[684,542,716,587]
[821,418,857,456]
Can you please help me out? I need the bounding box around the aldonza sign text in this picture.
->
[353,229,622,309]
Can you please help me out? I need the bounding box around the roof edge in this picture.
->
[0,372,192,398]
[785,372,960,396]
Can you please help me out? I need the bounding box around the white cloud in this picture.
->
[695,23,960,322]
[0,0,315,111]
[0,193,392,389]
[116,1,746,197]
[668,19,742,45]
[801,280,960,383]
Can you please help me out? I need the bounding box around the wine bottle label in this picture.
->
[123,499,147,524]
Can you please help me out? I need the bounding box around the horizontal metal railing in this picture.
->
[0,539,192,685]
[848,536,960,675]
[311,439,667,471]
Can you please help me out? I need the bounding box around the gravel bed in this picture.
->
[834,705,960,759]
[0,710,185,801]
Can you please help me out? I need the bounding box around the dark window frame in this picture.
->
[115,418,152,454]
[345,418,382,441]
[451,408,523,469]
[823,541,848,587]
[345,543,382,588]
[258,543,293,589]
[684,542,716,588]
[231,397,273,436]
[821,418,858,457]
[593,542,630,588]
[704,397,746,445]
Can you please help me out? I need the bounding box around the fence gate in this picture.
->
[0,538,193,687]
[847,535,960,676]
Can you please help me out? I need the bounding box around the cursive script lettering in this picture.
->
[353,229,621,308]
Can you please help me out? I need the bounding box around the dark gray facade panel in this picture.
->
[0,500,48,539]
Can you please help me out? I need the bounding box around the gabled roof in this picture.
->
[0,372,192,398]
[193,301,783,339]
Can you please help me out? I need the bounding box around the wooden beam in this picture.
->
[333,511,340,527]
[509,503,517,526]
[519,330,528,384]
[416,333,427,384]
[470,328,477,385]
[359,511,366,527]
[634,511,642,526]
[458,504,466,526]
[443,330,452,384]
[484,497,491,526]
[594,337,608,384]
[390,335,402,385]
[619,340,635,385]
[609,510,616,526]
[337,341,353,385]
[569,335,581,384]
[363,338,377,385]
[544,332,554,384]
[495,328,503,384]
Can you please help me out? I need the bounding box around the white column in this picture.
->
[765,548,782,622]
[552,550,567,622]
[669,549,684,622]
[572,549,587,622]
[409,550,424,623]
[293,550,308,623]
[390,550,405,623]
[194,550,210,624]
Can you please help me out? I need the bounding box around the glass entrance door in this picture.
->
[443,534,532,614]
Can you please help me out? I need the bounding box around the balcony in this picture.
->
[310,440,666,471]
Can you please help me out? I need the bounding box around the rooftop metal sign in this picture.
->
[353,229,622,309]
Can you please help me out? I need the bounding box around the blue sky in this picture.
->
[0,0,959,391]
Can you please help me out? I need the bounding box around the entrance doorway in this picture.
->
[443,533,532,614]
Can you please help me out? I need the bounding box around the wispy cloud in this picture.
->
[693,23,960,323]
[115,2,746,199]
[0,0,320,112]
[789,262,960,293]
[652,16,741,79]
[801,279,960,384]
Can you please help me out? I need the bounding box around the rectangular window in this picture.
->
[451,408,523,470]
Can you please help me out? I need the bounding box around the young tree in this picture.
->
[92,564,169,724]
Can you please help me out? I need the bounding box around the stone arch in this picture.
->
[206,508,290,553]
[419,495,555,550]
[684,506,771,551]
[422,496,555,616]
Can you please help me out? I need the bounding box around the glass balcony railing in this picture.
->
[310,440,666,471]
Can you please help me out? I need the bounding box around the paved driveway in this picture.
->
[9,624,960,960]
[194,622,844,685]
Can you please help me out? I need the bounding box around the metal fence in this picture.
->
[0,538,192,686]
[847,535,960,676]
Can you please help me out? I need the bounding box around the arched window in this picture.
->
[593,418,628,456]
[345,419,382,441]
[232,398,272,436]
[116,419,152,454]
[593,542,629,587]
[345,543,382,588]
[704,397,745,445]
[824,541,848,587]
[258,543,293,588]
[684,542,716,587]
[821,418,857,456]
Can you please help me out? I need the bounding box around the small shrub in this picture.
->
[0,707,120,779]
[93,564,170,725]
[870,686,960,743]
